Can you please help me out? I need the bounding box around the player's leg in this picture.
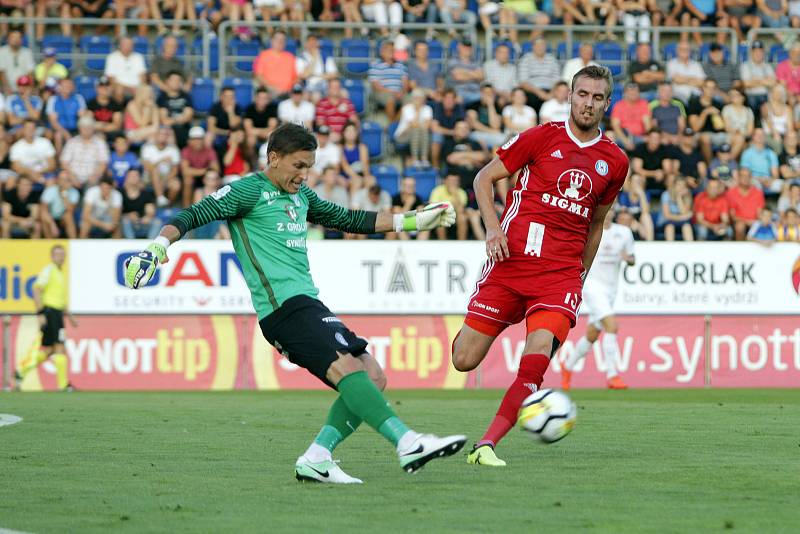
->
[17,308,61,382]
[599,315,628,389]
[450,322,498,372]
[561,322,601,391]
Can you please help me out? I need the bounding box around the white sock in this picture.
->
[396,430,421,454]
[602,333,620,379]
[565,336,592,371]
[303,442,332,463]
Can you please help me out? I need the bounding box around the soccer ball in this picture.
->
[124,251,159,289]
[517,389,577,444]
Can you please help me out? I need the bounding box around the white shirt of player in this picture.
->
[584,222,635,293]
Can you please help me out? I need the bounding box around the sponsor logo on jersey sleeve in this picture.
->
[501,133,519,150]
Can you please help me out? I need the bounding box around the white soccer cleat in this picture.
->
[398,433,467,473]
[294,456,363,484]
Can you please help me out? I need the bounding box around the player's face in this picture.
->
[568,77,610,132]
[269,150,315,194]
[52,247,65,267]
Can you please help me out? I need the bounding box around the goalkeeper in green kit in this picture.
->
[124,123,465,483]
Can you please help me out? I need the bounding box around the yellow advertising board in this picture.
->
[0,239,69,313]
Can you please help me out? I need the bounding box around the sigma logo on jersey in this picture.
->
[540,169,593,219]
[595,159,609,176]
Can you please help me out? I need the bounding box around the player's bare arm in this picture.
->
[474,157,513,262]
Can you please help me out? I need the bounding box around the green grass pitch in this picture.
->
[1,389,799,533]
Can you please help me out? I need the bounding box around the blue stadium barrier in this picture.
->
[80,35,111,72]
[192,78,216,114]
[404,166,438,200]
[75,75,97,102]
[229,38,261,73]
[371,164,400,195]
[343,78,365,114]
[341,39,371,76]
[222,77,253,108]
[41,35,73,68]
[361,121,384,159]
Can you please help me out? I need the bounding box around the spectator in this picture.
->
[740,128,782,194]
[277,84,316,129]
[780,182,800,214]
[721,88,754,158]
[296,34,338,98]
[141,126,181,206]
[0,29,34,94]
[431,88,466,168]
[758,0,790,28]
[709,143,739,186]
[124,85,160,144]
[727,167,765,239]
[724,0,763,42]
[672,127,708,189]
[401,0,437,25]
[39,169,79,239]
[628,43,665,100]
[208,85,244,145]
[314,165,350,208]
[776,42,800,100]
[368,41,408,122]
[538,81,570,124]
[467,83,506,149]
[181,126,220,206]
[518,38,561,113]
[562,43,599,85]
[436,0,478,34]
[109,135,141,188]
[391,176,429,240]
[611,82,652,152]
[315,79,358,140]
[681,0,728,46]
[340,123,374,194]
[617,174,655,240]
[617,0,651,44]
[151,35,191,93]
[87,76,123,137]
[429,173,469,240]
[502,87,537,135]
[191,170,230,239]
[496,0,549,43]
[776,207,800,241]
[779,129,800,182]
[34,47,68,89]
[60,115,110,189]
[310,125,341,182]
[350,184,392,239]
[703,43,740,100]
[447,40,483,107]
[340,0,366,39]
[9,119,56,186]
[111,0,155,37]
[693,178,732,240]
[660,177,695,241]
[408,41,443,102]
[80,176,122,238]
[666,41,705,104]
[444,121,491,199]
[104,37,148,98]
[739,40,776,115]
[648,82,686,144]
[395,89,433,167]
[483,44,517,105]
[245,88,279,148]
[760,84,794,150]
[1,174,40,238]
[157,71,194,148]
[221,126,252,181]
[649,0,683,27]
[120,169,160,239]
[254,31,298,96]
[360,0,403,37]
[0,123,9,171]
[6,74,42,128]
[688,79,727,163]
[631,128,674,192]
[747,207,778,244]
[46,78,87,151]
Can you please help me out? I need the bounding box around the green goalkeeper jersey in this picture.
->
[171,172,374,320]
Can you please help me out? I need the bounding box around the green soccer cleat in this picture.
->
[294,456,363,484]
[467,444,507,467]
[398,433,467,473]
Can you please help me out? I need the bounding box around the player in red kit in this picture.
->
[452,66,630,466]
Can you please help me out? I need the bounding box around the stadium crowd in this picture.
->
[1,1,800,242]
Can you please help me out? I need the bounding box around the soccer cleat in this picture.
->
[467,444,507,467]
[607,376,628,390]
[399,433,467,473]
[561,367,572,391]
[294,456,363,484]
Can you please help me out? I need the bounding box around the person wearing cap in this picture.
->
[253,31,298,96]
[60,115,110,189]
[87,76,124,136]
[709,142,738,185]
[79,176,123,239]
[34,47,68,89]
[6,75,43,128]
[0,28,34,94]
[739,40,775,116]
[447,39,483,107]
[277,84,316,129]
[703,43,740,99]
[181,126,220,207]
[610,82,652,151]
[483,44,517,106]
[666,41,705,104]
[156,70,194,148]
[368,41,408,122]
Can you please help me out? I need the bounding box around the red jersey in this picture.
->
[315,96,357,134]
[495,121,629,273]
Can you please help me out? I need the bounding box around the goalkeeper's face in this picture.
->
[268,149,316,194]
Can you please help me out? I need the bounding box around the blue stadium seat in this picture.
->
[361,121,384,159]
[699,44,730,62]
[229,38,261,73]
[596,42,624,77]
[343,78,366,114]
[193,36,219,72]
[222,77,253,108]
[41,36,73,68]
[371,164,400,196]
[263,37,298,55]
[387,121,408,154]
[737,43,749,63]
[404,167,438,200]
[661,43,678,61]
[491,40,517,61]
[627,42,638,60]
[342,39,371,76]
[769,44,788,63]
[132,36,149,56]
[319,38,335,59]
[80,36,112,72]
[75,75,97,102]
[426,39,443,60]
[556,42,580,60]
[155,35,186,56]
[192,78,216,114]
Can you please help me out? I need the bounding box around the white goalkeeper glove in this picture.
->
[124,237,170,289]
[393,202,456,233]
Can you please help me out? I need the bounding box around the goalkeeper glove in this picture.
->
[124,238,169,289]
[393,202,456,233]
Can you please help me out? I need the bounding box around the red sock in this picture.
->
[478,354,551,447]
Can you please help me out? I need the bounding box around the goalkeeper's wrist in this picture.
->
[392,212,417,233]
[147,236,170,261]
